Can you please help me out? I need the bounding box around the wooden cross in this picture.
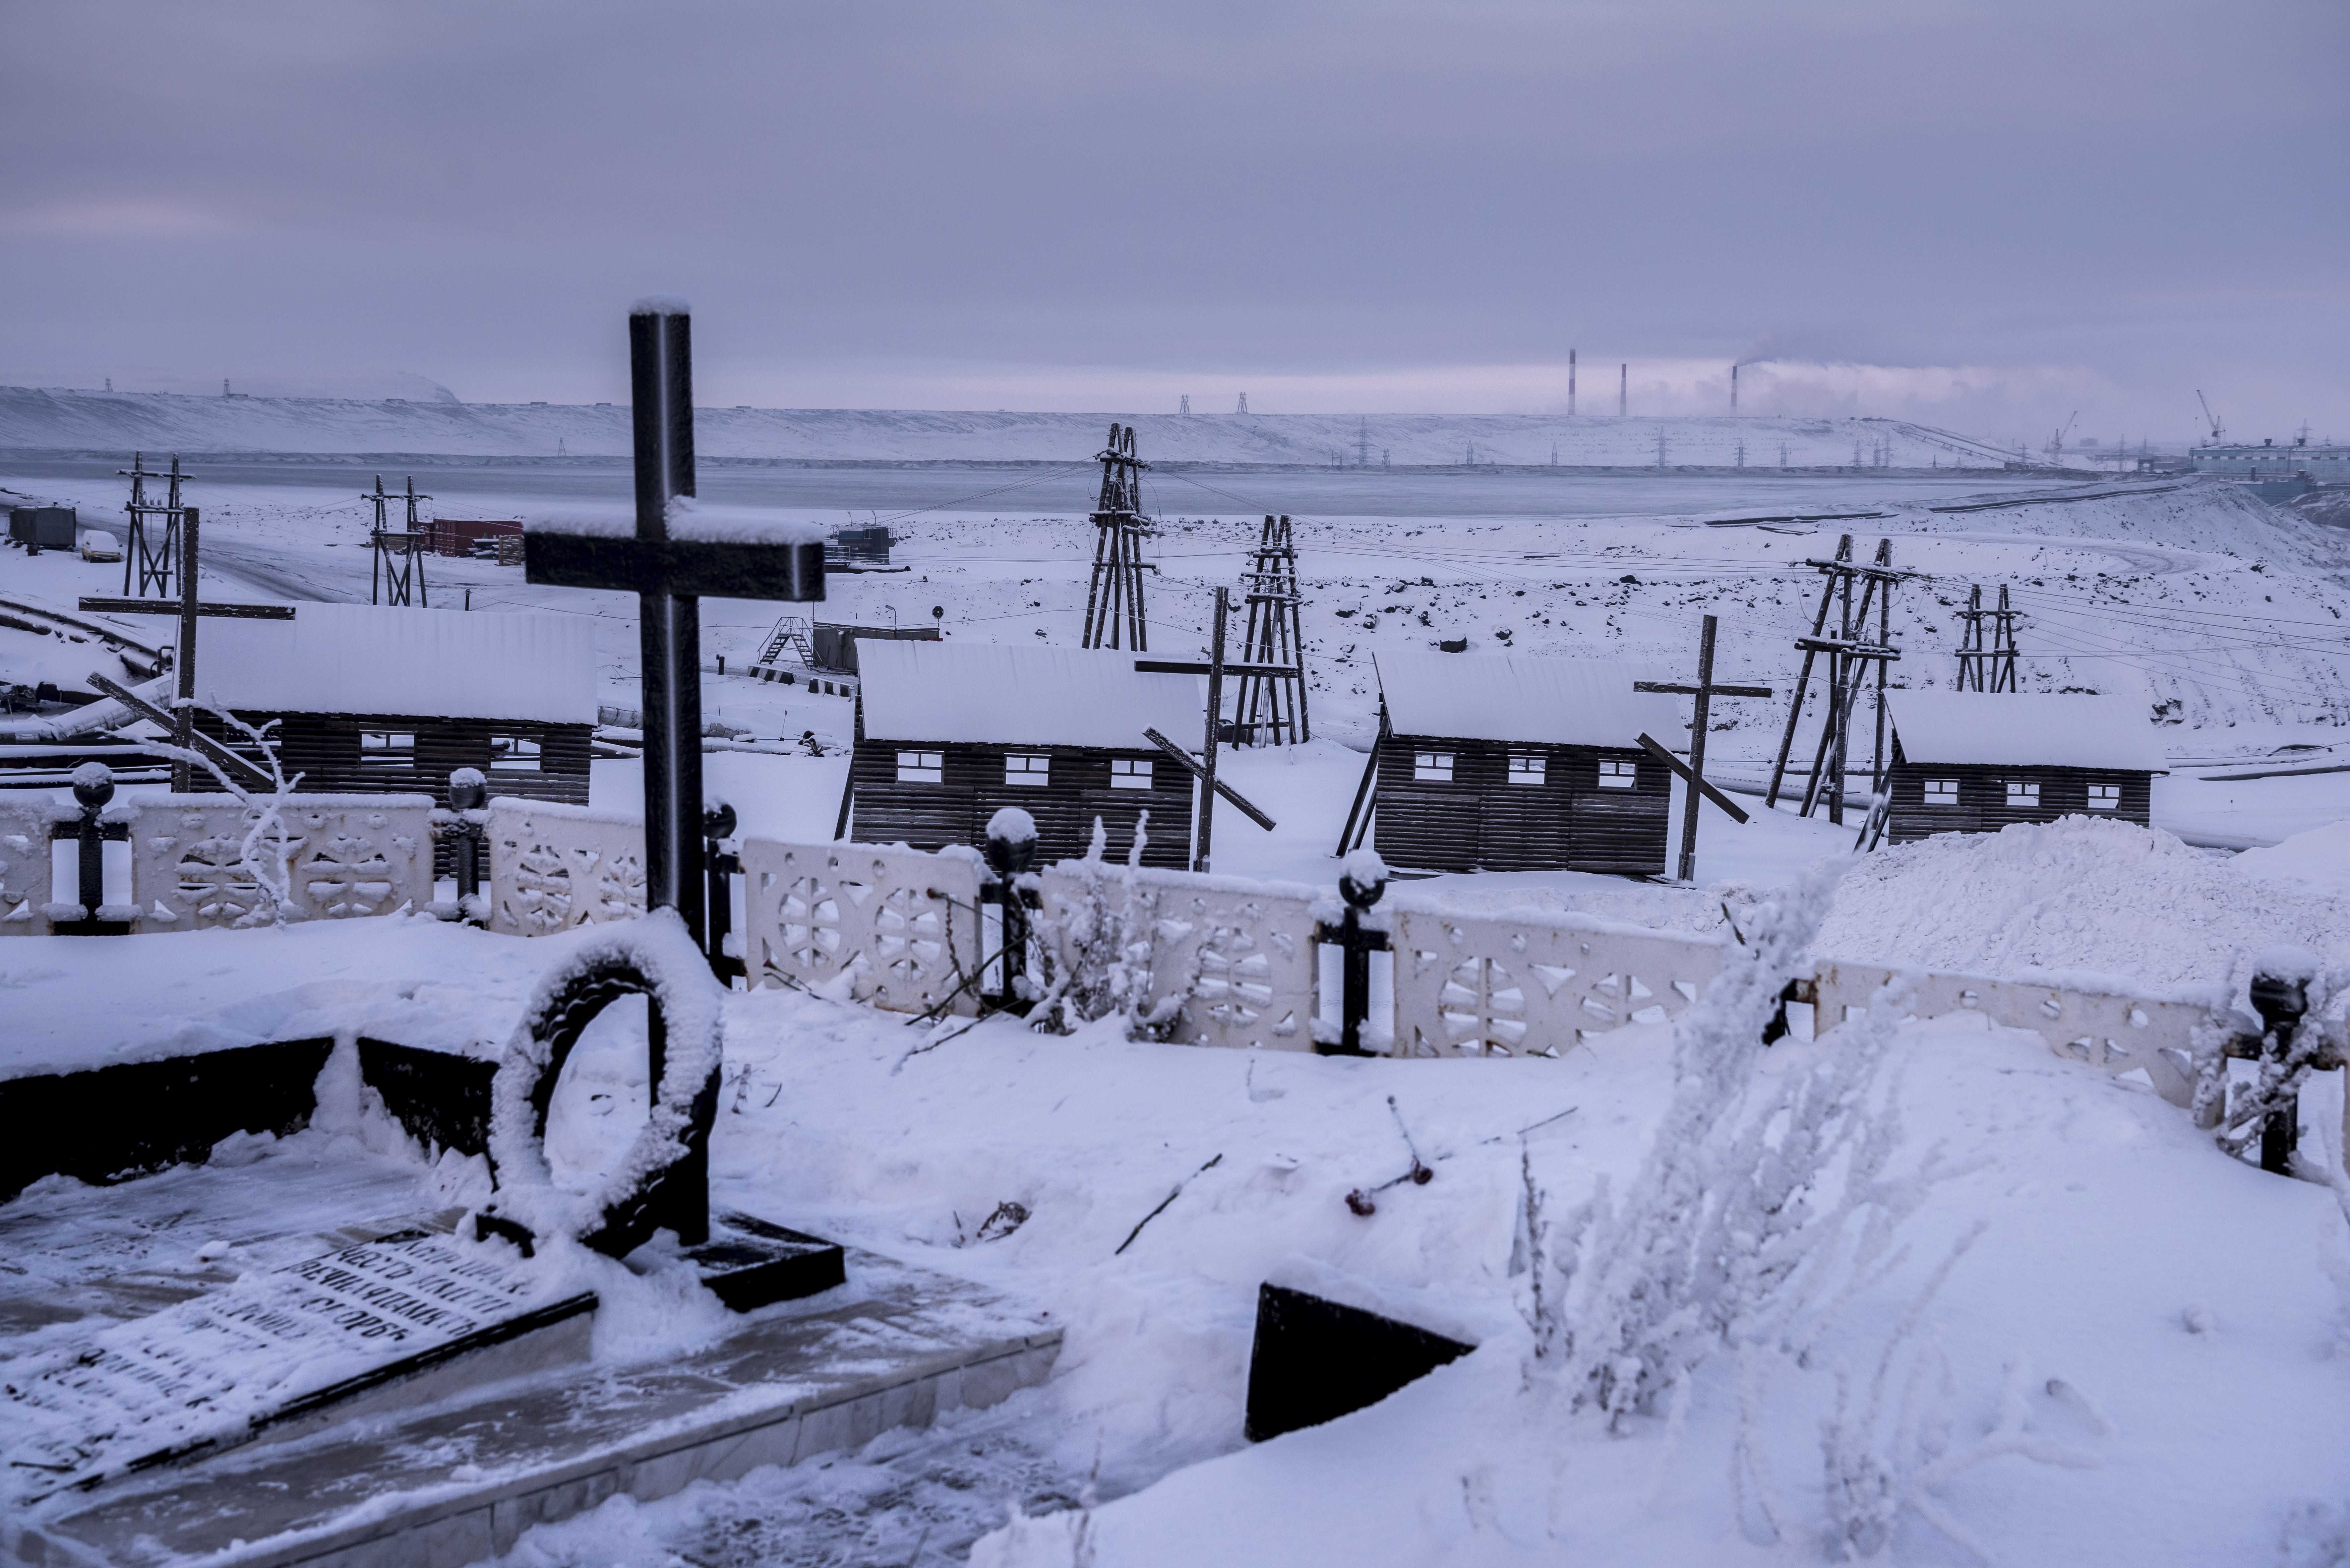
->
[1133,588,1279,871]
[1635,614,1772,882]
[80,508,296,792]
[522,301,825,956]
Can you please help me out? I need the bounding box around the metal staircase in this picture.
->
[756,615,816,669]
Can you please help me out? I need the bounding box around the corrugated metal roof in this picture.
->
[1373,650,1678,745]
[1887,690,2164,771]
[857,640,1201,748]
[195,604,596,723]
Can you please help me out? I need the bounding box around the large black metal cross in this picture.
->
[524,301,826,954]
[1635,614,1772,882]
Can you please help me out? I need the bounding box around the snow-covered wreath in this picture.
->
[478,909,726,1258]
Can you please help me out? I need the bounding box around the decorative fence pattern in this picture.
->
[737,840,982,1017]
[1038,863,1319,1051]
[134,795,433,932]
[1808,959,2210,1109]
[0,799,81,935]
[486,798,648,937]
[1386,902,1724,1058]
[2,795,432,933]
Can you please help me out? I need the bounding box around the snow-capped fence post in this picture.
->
[48,763,134,935]
[979,807,1041,1012]
[1313,851,1391,1055]
[702,800,744,986]
[2214,947,2342,1176]
[430,766,490,923]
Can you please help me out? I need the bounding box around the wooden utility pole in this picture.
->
[1764,537,1906,823]
[80,509,299,793]
[1232,515,1309,744]
[1195,587,1229,871]
[118,452,186,599]
[1635,615,1772,881]
[1954,583,2023,692]
[1080,424,1154,650]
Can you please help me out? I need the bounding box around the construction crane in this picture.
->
[2197,390,2226,445]
[2047,410,2078,465]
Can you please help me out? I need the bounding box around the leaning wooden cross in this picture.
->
[523,298,825,959]
[80,506,295,791]
[1634,613,1772,883]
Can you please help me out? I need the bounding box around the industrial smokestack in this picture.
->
[1568,349,1576,417]
[1731,363,1738,414]
[1619,363,1627,418]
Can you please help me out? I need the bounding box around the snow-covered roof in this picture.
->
[193,604,596,723]
[857,640,1200,749]
[1887,691,2163,771]
[1373,650,1678,746]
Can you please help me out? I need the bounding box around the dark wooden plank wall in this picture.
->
[1372,734,1669,874]
[186,712,593,806]
[186,712,592,878]
[848,739,1194,869]
[1883,759,2154,843]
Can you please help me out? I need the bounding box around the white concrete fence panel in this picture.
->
[1386,903,1726,1058]
[486,798,649,937]
[1038,863,1320,1051]
[738,839,983,1017]
[1808,958,2208,1109]
[0,799,75,935]
[134,794,433,932]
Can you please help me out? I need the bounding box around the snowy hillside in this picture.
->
[0,386,2032,469]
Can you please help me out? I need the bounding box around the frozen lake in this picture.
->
[0,452,2071,523]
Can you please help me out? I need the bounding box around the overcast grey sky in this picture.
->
[4,1,2343,446]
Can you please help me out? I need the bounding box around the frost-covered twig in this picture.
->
[143,697,306,928]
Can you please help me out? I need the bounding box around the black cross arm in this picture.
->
[79,597,295,620]
[525,533,826,602]
[1134,660,1301,679]
[86,672,274,788]
[1793,637,1901,661]
[1634,680,1774,698]
[1634,732,1751,824]
[1141,727,1278,831]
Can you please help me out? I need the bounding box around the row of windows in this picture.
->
[1919,778,2122,810]
[358,732,542,771]
[1412,751,1637,789]
[897,752,1153,789]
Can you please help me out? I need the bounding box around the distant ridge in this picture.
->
[0,386,2033,469]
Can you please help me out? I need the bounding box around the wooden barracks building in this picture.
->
[1355,650,1680,875]
[843,640,1201,868]
[1881,690,2162,841]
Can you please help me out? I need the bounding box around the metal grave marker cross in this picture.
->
[1634,614,1772,883]
[524,300,825,953]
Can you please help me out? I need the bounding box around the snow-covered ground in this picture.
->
[5,452,2349,1566]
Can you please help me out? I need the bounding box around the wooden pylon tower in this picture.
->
[365,474,434,607]
[1080,423,1154,650]
[1231,514,1309,745]
[1764,535,1908,824]
[1954,583,2023,692]
[118,452,186,598]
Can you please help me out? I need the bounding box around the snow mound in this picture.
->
[1813,815,2350,1001]
[2236,819,2350,897]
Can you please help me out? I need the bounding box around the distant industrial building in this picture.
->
[2192,435,2345,500]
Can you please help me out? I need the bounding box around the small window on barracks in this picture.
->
[489,734,542,771]
[1506,753,1547,785]
[1005,753,1051,786]
[2086,781,2122,810]
[1597,758,1637,789]
[1924,778,1960,806]
[1109,758,1152,790]
[897,750,943,785]
[1413,751,1454,782]
[2004,779,2041,806]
